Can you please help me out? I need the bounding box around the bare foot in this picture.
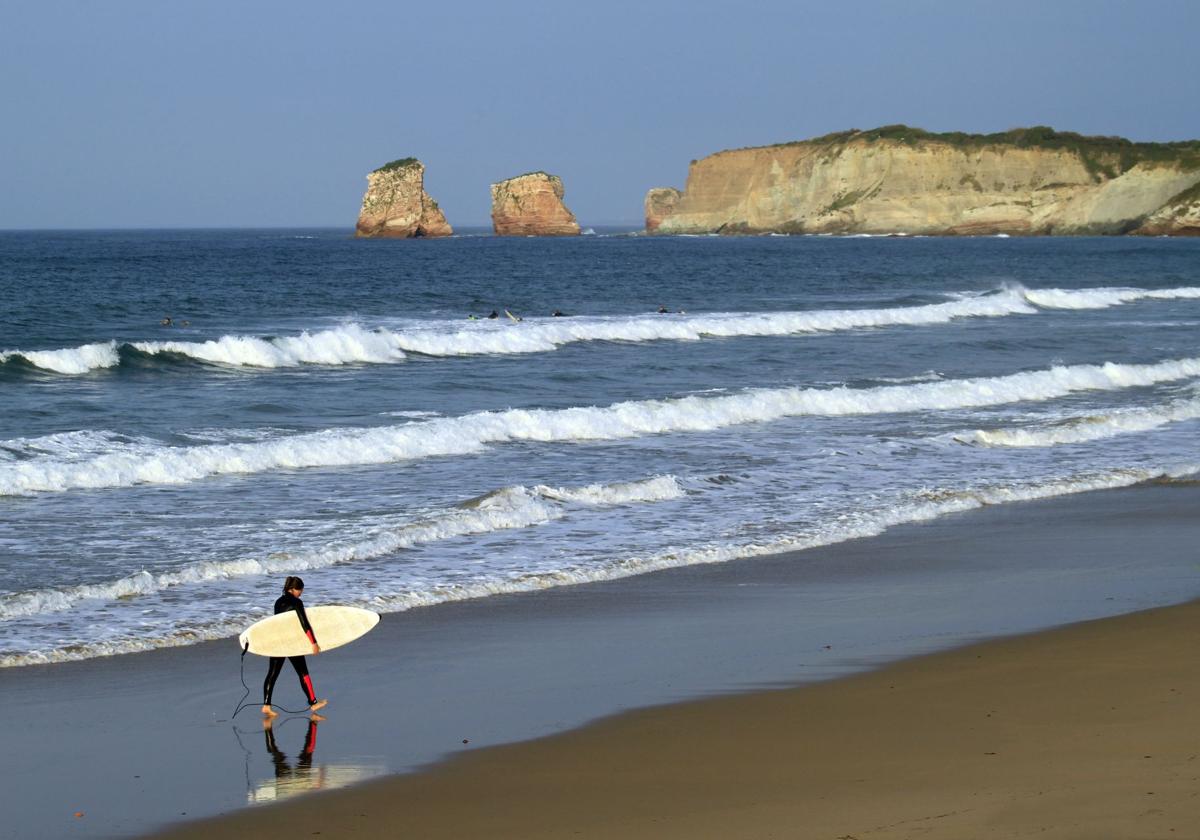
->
[309,699,328,712]
[262,705,278,717]
[310,713,326,722]
[261,717,275,730]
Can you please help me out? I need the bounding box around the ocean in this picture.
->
[2,228,1199,668]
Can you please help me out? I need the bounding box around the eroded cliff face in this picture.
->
[491,172,580,236]
[1133,184,1200,236]
[356,158,452,238]
[644,187,682,233]
[647,128,1200,236]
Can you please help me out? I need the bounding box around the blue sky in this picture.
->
[2,0,1198,228]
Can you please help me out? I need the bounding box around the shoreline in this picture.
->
[3,481,1198,838]
[156,595,1200,839]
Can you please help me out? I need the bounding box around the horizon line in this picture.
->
[0,221,646,234]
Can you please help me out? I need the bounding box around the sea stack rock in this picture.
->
[645,126,1200,236]
[490,172,580,236]
[644,187,682,232]
[355,158,452,238]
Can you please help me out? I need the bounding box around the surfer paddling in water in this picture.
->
[262,576,328,717]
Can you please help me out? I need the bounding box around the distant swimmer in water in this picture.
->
[161,316,173,326]
[487,310,499,319]
[180,320,190,327]
[657,305,670,314]
[262,576,328,718]
[468,314,479,320]
[552,310,565,317]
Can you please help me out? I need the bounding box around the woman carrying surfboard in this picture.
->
[262,576,328,717]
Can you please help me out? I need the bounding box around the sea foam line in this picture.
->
[1020,286,1200,310]
[6,284,1200,374]
[0,341,120,375]
[402,463,1200,608]
[3,354,1200,496]
[955,393,1200,448]
[0,475,684,621]
[4,463,1195,668]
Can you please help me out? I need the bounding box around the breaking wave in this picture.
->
[5,463,1195,667]
[956,394,1200,448]
[1020,286,1200,310]
[0,341,120,374]
[0,475,684,622]
[5,284,1198,375]
[3,355,1199,495]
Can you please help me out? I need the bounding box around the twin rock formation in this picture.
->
[356,127,1200,238]
[355,164,578,238]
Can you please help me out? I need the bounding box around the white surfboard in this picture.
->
[239,606,380,658]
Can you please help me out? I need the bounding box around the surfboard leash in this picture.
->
[231,641,312,718]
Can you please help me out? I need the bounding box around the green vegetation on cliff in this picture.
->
[372,157,420,174]
[496,171,554,184]
[738,126,1200,182]
[1162,179,1200,210]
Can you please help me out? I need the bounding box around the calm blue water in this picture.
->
[2,229,1198,666]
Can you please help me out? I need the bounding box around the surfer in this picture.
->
[262,576,328,717]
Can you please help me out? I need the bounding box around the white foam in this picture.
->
[381,410,441,419]
[0,341,120,374]
[958,395,1200,448]
[0,294,1035,373]
[4,355,1200,496]
[1021,285,1200,310]
[7,285,1200,374]
[4,464,1195,668]
[401,463,1198,611]
[132,323,408,367]
[0,475,682,621]
[0,429,161,460]
[535,474,686,505]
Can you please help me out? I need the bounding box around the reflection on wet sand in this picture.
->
[248,716,384,804]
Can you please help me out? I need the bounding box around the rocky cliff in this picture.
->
[644,187,682,233]
[646,127,1200,236]
[1134,182,1200,236]
[491,172,580,236]
[355,158,452,238]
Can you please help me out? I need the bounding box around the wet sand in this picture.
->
[149,482,1200,840]
[158,596,1200,839]
[4,483,1198,838]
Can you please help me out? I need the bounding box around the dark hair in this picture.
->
[283,576,305,594]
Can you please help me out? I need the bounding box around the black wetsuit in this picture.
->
[262,592,318,707]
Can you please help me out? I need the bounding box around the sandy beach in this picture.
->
[158,593,1200,839]
[3,481,1197,838]
[143,480,1200,840]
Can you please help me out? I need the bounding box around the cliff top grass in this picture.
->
[373,157,421,174]
[497,171,557,183]
[727,125,1200,179]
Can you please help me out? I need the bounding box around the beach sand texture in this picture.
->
[147,483,1200,840]
[156,598,1200,839]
